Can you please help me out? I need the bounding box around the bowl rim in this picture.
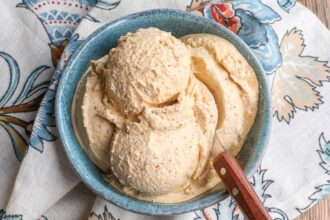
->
[56,8,271,216]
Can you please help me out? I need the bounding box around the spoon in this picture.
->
[212,135,271,220]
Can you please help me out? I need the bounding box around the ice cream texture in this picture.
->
[78,28,259,202]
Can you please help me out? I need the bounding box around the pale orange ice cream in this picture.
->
[102,28,190,117]
[75,28,259,202]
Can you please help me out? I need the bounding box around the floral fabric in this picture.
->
[1,0,330,219]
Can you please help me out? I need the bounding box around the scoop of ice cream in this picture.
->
[109,95,199,195]
[181,33,259,156]
[102,28,191,116]
[107,78,217,195]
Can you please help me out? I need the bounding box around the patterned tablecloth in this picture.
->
[1,1,330,219]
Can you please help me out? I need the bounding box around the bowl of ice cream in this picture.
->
[56,9,271,215]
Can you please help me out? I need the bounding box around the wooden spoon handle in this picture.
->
[213,152,271,220]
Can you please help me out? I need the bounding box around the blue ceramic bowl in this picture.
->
[56,9,271,216]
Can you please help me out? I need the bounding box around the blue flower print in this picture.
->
[187,0,282,73]
[0,52,50,161]
[17,0,120,66]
